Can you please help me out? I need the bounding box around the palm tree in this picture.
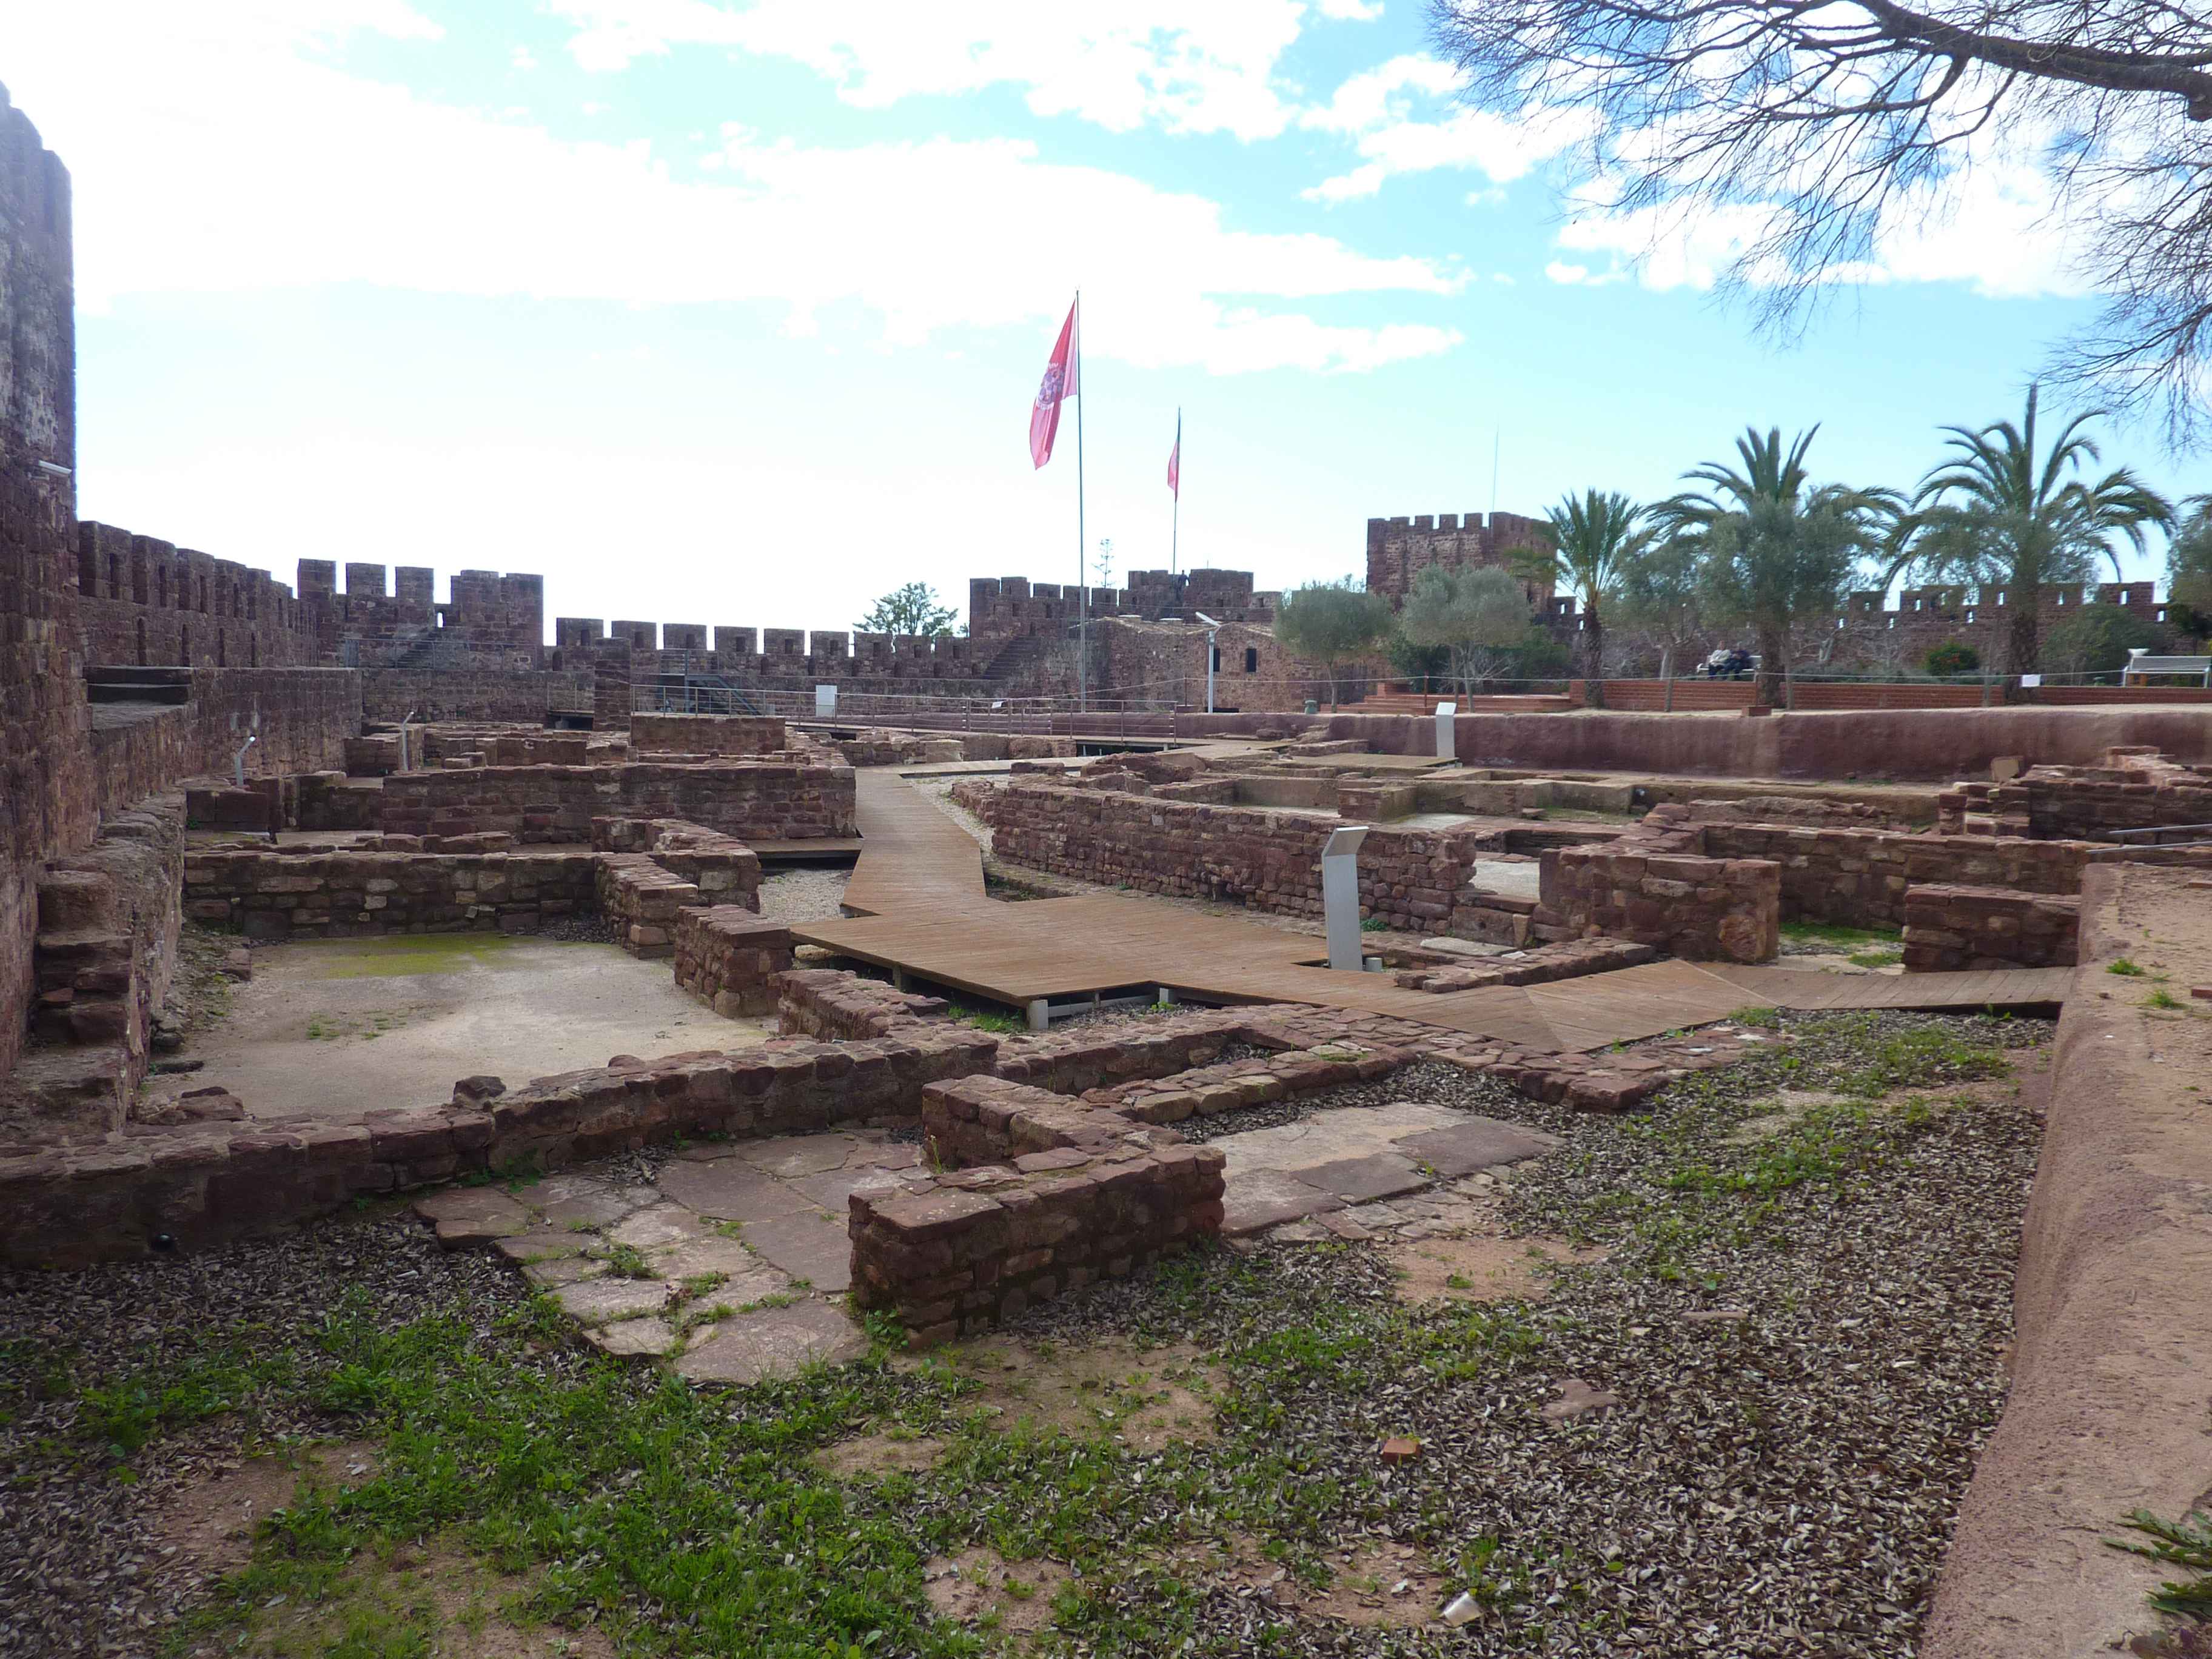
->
[1516,489,1652,697]
[1652,426,1899,707]
[1897,386,2172,674]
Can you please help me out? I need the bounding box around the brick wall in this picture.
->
[184,848,600,939]
[1939,749,2212,840]
[1694,820,2091,929]
[1900,884,2080,972]
[361,668,590,723]
[629,713,788,755]
[1365,512,1555,608]
[853,1074,1225,1347]
[379,761,854,843]
[959,779,1483,933]
[73,522,316,668]
[672,909,795,1014]
[85,668,362,824]
[1538,843,1780,962]
[0,1028,1002,1265]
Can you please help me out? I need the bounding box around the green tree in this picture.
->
[1895,387,2171,673]
[856,581,959,637]
[1513,489,1652,691]
[2168,497,2212,640]
[1923,639,1981,678]
[1398,564,1530,693]
[1652,426,1897,706]
[1611,534,1710,678]
[1272,577,1394,708]
[2043,603,2160,676]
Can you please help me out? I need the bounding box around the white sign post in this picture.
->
[1435,700,1457,762]
[815,683,838,719]
[1321,825,1371,971]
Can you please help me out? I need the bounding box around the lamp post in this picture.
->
[1195,611,1220,714]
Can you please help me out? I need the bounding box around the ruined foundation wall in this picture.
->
[380,761,855,844]
[961,779,1482,934]
[184,848,600,939]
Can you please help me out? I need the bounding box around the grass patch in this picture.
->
[1780,920,1903,950]
[949,1003,1028,1035]
[1847,948,1905,969]
[1729,1005,1783,1029]
[2108,958,2147,977]
[1834,1027,2009,1098]
[2146,987,2188,1011]
[2110,1509,2212,1621]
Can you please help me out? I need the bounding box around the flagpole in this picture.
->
[1171,407,1181,578]
[1075,289,1088,714]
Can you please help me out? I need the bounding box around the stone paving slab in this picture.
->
[1221,1168,1345,1236]
[654,1159,813,1222]
[1396,1118,1561,1176]
[674,1301,871,1385]
[1296,1153,1429,1204]
[740,1210,856,1293]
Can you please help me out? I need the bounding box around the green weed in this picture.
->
[2108,958,2147,977]
[2110,1509,2212,1621]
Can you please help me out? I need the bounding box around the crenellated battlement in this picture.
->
[75,521,317,668]
[297,559,543,668]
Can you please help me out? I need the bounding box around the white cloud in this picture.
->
[4,4,1465,375]
[511,45,538,70]
[1552,139,2095,300]
[1300,54,1592,203]
[1316,0,1384,18]
[548,1,1358,141]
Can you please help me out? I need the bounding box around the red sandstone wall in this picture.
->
[73,521,316,668]
[0,85,89,1078]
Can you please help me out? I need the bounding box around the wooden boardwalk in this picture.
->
[794,771,2073,1050]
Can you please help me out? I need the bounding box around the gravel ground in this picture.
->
[0,1223,552,1658]
[756,866,853,925]
[1013,1008,2054,1657]
[0,1008,2051,1658]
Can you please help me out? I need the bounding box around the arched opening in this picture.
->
[1243,646,1258,674]
[217,629,226,666]
[107,552,119,598]
[156,566,167,608]
[178,628,190,666]
[135,618,146,666]
[250,635,258,666]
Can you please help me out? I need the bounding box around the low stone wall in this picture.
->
[1922,865,2212,1659]
[774,968,950,1039]
[1940,747,2212,841]
[379,759,855,843]
[185,848,598,939]
[959,779,1484,933]
[484,732,589,766]
[672,908,794,1014]
[0,1029,1001,1266]
[1538,843,1779,962]
[853,1077,1225,1347]
[1695,820,2091,930]
[594,856,702,959]
[628,714,788,756]
[360,666,591,724]
[1900,884,2079,973]
[294,772,383,831]
[1393,937,1656,993]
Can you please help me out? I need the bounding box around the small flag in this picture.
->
[1029,298,1079,469]
[1167,411,1181,499]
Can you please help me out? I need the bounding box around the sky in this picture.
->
[2,2,2197,637]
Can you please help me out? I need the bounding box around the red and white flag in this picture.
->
[1029,298,1079,469]
[1167,411,1181,498]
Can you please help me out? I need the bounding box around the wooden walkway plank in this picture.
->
[794,769,2073,1045]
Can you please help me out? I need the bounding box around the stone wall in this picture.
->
[84,668,361,826]
[958,779,1483,933]
[1694,820,2092,930]
[361,667,591,724]
[184,848,599,939]
[1538,842,1780,962]
[380,760,854,844]
[628,713,787,755]
[73,521,316,668]
[300,561,543,669]
[1939,747,2212,840]
[851,1076,1225,1347]
[1900,884,2080,973]
[2,796,184,1141]
[0,1028,1001,1265]
[0,84,90,1081]
[1365,512,1555,608]
[672,909,795,1015]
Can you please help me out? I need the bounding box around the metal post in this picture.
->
[1074,291,1087,714]
[1321,825,1371,971]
